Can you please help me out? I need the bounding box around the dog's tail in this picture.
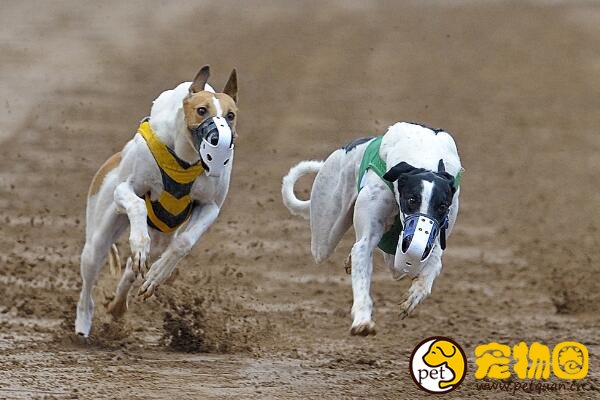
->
[108,244,122,276]
[282,160,324,219]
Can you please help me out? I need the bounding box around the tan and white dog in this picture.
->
[75,65,238,337]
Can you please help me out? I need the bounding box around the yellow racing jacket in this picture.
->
[137,120,204,233]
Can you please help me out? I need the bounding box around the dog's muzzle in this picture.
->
[190,116,234,177]
[394,213,449,272]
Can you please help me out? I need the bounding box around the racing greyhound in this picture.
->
[75,65,238,337]
[282,122,462,336]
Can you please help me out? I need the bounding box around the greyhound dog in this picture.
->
[282,122,462,336]
[75,65,238,337]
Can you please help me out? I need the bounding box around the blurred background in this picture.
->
[0,1,598,398]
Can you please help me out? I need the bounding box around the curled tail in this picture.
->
[282,160,324,219]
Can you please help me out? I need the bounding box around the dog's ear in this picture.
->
[438,159,446,173]
[223,68,238,103]
[436,158,458,193]
[383,162,417,182]
[383,162,419,192]
[436,159,456,194]
[190,65,210,94]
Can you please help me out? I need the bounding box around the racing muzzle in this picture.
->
[394,213,449,271]
[190,116,234,177]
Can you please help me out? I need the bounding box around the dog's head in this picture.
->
[383,160,456,267]
[182,65,238,176]
[383,159,456,225]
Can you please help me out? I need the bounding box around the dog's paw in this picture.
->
[137,259,174,300]
[400,294,420,319]
[137,278,159,300]
[75,311,93,338]
[129,233,150,276]
[73,332,91,345]
[399,304,412,320]
[350,320,376,336]
[399,283,429,319]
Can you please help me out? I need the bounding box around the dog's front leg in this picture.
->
[114,182,151,275]
[138,203,219,299]
[399,245,442,319]
[350,177,396,336]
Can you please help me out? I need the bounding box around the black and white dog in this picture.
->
[282,122,462,336]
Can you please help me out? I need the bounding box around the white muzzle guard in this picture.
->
[192,116,234,177]
[394,214,441,272]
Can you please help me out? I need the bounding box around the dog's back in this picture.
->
[381,122,462,177]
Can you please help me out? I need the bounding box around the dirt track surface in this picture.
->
[1,1,599,398]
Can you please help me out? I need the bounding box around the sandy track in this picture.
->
[0,1,599,398]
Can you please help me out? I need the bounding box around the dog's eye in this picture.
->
[226,111,235,121]
[197,107,207,116]
[408,196,418,206]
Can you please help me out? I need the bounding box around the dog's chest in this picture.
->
[139,121,205,233]
[188,174,218,198]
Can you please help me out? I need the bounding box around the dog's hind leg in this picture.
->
[309,149,359,263]
[106,257,135,319]
[75,204,128,337]
[107,230,170,316]
[349,172,396,336]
